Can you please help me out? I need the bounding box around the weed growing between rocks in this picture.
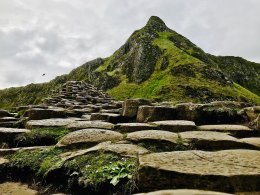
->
[12,127,70,147]
[5,148,138,194]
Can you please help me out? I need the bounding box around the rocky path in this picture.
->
[0,81,259,195]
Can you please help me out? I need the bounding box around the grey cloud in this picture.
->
[0,0,259,89]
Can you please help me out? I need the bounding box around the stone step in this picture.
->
[90,113,127,124]
[151,120,197,132]
[56,129,123,148]
[138,150,260,193]
[114,123,157,133]
[25,118,85,129]
[0,128,30,145]
[0,117,18,123]
[0,121,18,128]
[67,121,114,131]
[198,125,257,138]
[135,189,233,195]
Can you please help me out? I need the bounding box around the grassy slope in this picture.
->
[108,32,260,104]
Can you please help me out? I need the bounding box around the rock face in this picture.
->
[122,99,152,118]
[138,150,260,192]
[0,128,30,146]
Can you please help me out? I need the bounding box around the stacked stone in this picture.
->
[43,81,113,108]
[0,110,19,128]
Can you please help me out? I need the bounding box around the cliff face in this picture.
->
[0,16,259,108]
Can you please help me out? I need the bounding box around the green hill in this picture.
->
[0,16,259,108]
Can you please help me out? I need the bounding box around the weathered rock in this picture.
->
[198,125,254,137]
[122,99,152,118]
[137,106,177,122]
[151,120,196,132]
[0,146,49,156]
[27,108,67,120]
[243,106,260,121]
[126,130,181,151]
[115,123,157,133]
[56,129,123,148]
[239,138,260,149]
[138,150,260,192]
[0,128,30,144]
[90,113,126,123]
[25,118,84,129]
[0,117,18,123]
[180,131,257,150]
[0,110,13,117]
[67,121,114,131]
[249,114,260,130]
[135,189,232,195]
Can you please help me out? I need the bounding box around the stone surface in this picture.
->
[90,113,125,123]
[0,110,13,117]
[115,123,157,133]
[180,131,257,150]
[122,99,152,118]
[25,118,83,129]
[0,128,30,144]
[151,120,197,132]
[137,106,177,122]
[198,125,254,137]
[126,130,180,151]
[27,108,67,120]
[138,150,260,192]
[135,189,232,195]
[239,137,260,149]
[67,121,114,131]
[57,129,123,148]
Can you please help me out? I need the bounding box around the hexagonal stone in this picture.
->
[67,121,114,131]
[122,99,152,118]
[90,113,126,123]
[126,130,180,152]
[135,189,232,195]
[138,150,260,193]
[198,125,254,137]
[151,120,196,132]
[114,123,157,133]
[0,128,30,144]
[26,118,83,129]
[239,137,260,149]
[179,131,257,150]
[56,129,123,148]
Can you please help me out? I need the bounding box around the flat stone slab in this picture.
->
[239,138,260,149]
[138,150,260,192]
[114,123,157,133]
[151,120,196,132]
[198,125,254,137]
[60,142,149,163]
[135,189,232,195]
[0,128,30,144]
[179,131,257,150]
[67,121,114,131]
[57,129,123,148]
[126,130,181,152]
[26,118,83,129]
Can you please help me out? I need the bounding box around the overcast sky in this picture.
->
[0,0,260,89]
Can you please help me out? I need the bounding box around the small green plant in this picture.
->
[175,134,189,151]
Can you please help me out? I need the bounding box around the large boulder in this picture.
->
[56,129,123,148]
[138,150,260,193]
[122,99,152,118]
[137,106,177,122]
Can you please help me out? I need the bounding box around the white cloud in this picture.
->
[0,0,259,89]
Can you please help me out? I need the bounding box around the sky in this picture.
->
[0,0,260,89]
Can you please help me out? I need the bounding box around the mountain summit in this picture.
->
[0,16,259,108]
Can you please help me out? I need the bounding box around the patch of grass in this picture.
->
[13,127,70,147]
[65,152,137,188]
[7,147,63,177]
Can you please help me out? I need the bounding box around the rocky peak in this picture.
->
[145,16,168,32]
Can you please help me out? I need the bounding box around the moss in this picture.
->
[12,127,70,147]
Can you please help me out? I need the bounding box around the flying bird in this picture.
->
[42,74,46,76]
